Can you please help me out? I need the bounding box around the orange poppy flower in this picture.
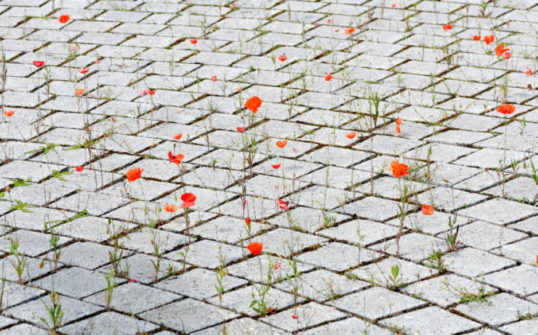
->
[164,204,178,213]
[3,110,14,117]
[75,88,84,96]
[344,27,355,35]
[190,38,197,44]
[422,204,434,215]
[59,15,70,24]
[473,35,481,41]
[392,4,396,7]
[346,131,356,139]
[276,140,287,148]
[33,61,45,68]
[495,45,509,57]
[245,96,262,113]
[395,118,402,134]
[181,192,196,209]
[247,242,263,255]
[278,54,287,62]
[245,217,251,225]
[390,161,408,178]
[496,104,515,115]
[168,151,184,164]
[173,133,182,140]
[324,73,332,81]
[442,24,452,32]
[526,68,533,76]
[126,168,143,182]
[483,35,494,45]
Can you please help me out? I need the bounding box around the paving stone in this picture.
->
[155,268,247,300]
[500,318,538,335]
[442,247,516,278]
[226,255,313,283]
[353,257,436,288]
[483,265,538,296]
[328,286,426,320]
[60,311,158,334]
[164,239,244,269]
[381,306,480,335]
[319,219,399,245]
[254,228,327,257]
[494,237,538,265]
[261,302,346,332]
[455,293,538,326]
[140,298,238,333]
[0,230,71,257]
[458,198,537,225]
[455,221,527,250]
[371,233,446,262]
[84,282,181,314]
[297,242,383,272]
[0,324,49,335]
[193,317,288,335]
[4,294,102,326]
[299,317,392,335]
[404,274,497,307]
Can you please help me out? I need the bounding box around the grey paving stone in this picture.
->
[261,302,346,332]
[193,317,288,335]
[353,257,436,288]
[328,287,426,320]
[442,247,516,278]
[84,282,181,314]
[59,311,158,334]
[155,268,246,300]
[483,265,538,296]
[458,198,537,225]
[297,242,383,272]
[275,269,369,302]
[381,306,481,335]
[4,294,102,326]
[140,298,238,333]
[455,293,538,326]
[298,317,392,335]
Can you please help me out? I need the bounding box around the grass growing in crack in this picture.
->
[459,286,494,304]
[8,238,27,283]
[40,290,64,334]
[104,269,115,310]
[9,200,34,213]
[427,249,446,272]
[445,215,460,252]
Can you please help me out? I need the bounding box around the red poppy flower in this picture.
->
[33,61,45,68]
[181,192,196,209]
[344,27,355,35]
[247,242,263,255]
[210,75,217,82]
[503,52,511,60]
[324,73,332,81]
[496,104,515,115]
[396,118,402,134]
[245,96,262,113]
[75,166,84,172]
[346,131,356,139]
[59,15,70,24]
[495,45,509,57]
[483,35,494,45]
[277,198,289,210]
[422,204,434,216]
[442,24,452,32]
[390,161,408,178]
[173,133,182,140]
[292,315,298,319]
[164,204,178,213]
[126,168,143,182]
[75,88,84,96]
[245,217,251,225]
[526,68,533,76]
[276,140,287,148]
[148,89,155,95]
[278,54,287,62]
[79,67,89,74]
[190,38,197,44]
[266,307,275,314]
[236,126,246,133]
[473,35,481,41]
[391,3,396,7]
[168,151,185,164]
[271,163,281,169]
[3,110,14,117]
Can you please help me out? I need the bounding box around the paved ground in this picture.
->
[0,0,536,334]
